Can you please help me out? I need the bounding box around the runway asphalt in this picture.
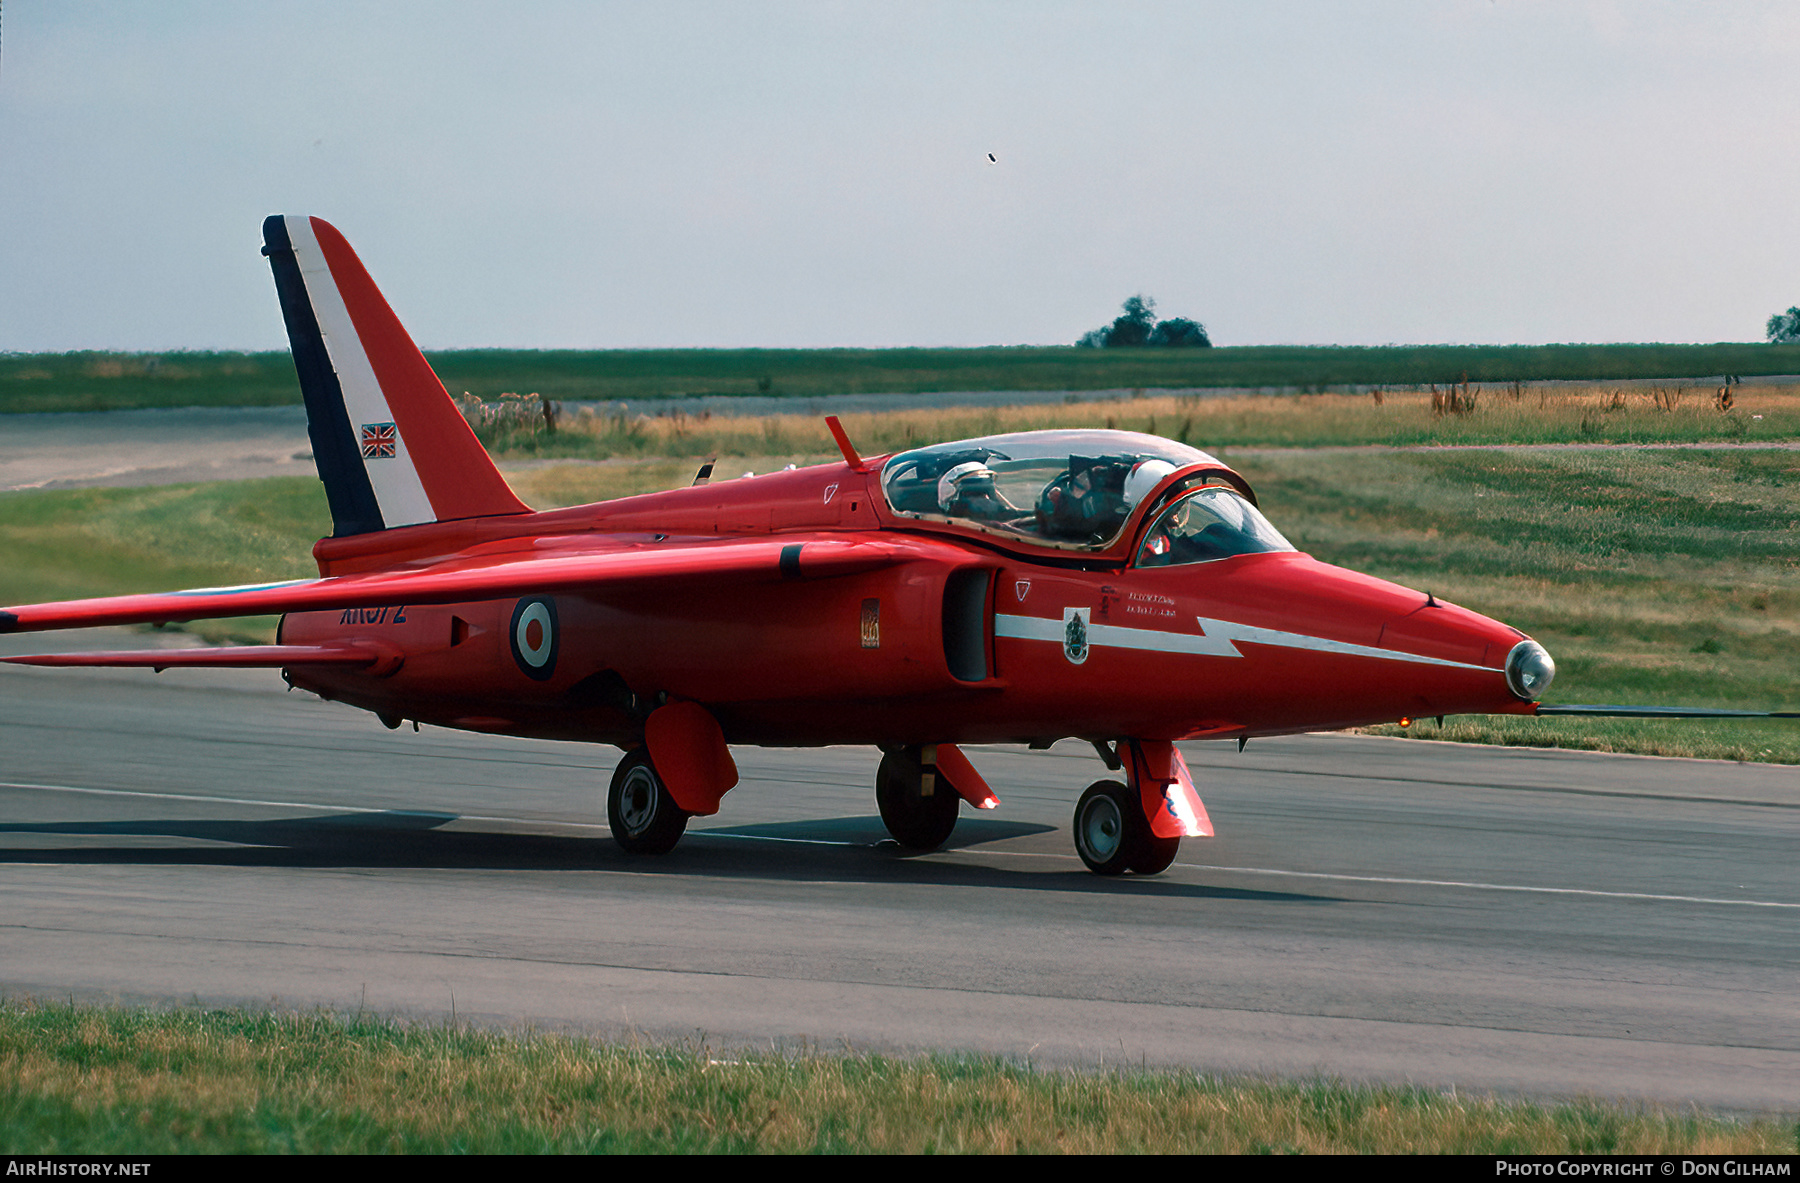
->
[1,634,1794,1112]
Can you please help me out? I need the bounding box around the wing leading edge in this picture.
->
[0,535,935,639]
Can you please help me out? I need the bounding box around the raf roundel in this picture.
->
[510,597,559,680]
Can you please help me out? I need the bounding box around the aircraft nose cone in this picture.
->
[1504,639,1556,701]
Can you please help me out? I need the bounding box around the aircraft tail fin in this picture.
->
[261,215,530,537]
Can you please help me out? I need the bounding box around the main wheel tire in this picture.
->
[1073,779,1154,876]
[1129,832,1180,876]
[607,749,688,855]
[876,748,960,850]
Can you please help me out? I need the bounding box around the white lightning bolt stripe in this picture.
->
[995,613,1234,656]
[993,613,1495,671]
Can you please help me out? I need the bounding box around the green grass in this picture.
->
[425,342,1800,402]
[1223,446,1800,761]
[8,343,1800,413]
[0,1003,1789,1154]
[0,352,303,414]
[0,478,327,644]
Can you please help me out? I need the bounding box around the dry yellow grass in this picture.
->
[484,382,1800,463]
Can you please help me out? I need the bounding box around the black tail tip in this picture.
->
[261,214,293,257]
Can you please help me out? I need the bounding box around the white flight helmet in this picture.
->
[936,461,994,511]
[1123,459,1177,508]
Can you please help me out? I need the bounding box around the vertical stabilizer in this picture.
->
[261,215,530,536]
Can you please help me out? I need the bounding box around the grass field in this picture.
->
[474,380,1800,459]
[1230,446,1800,761]
[0,478,325,646]
[1,388,1793,758]
[6,343,1800,413]
[1,1004,1790,1154]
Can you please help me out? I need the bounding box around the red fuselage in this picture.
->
[279,455,1535,748]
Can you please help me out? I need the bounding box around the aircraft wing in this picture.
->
[0,534,941,638]
[1,643,402,671]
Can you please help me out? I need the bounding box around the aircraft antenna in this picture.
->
[825,416,873,472]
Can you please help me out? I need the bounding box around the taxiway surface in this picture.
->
[1,641,1795,1111]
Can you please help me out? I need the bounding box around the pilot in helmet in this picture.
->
[936,461,1019,521]
[1123,459,1177,509]
[1038,455,1137,541]
[1123,459,1180,559]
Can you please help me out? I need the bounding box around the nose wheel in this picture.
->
[608,748,689,855]
[1073,780,1179,876]
[876,747,960,850]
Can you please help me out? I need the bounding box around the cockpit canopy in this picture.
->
[880,429,1292,561]
[1136,485,1295,567]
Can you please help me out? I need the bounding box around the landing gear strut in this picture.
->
[875,746,960,851]
[608,748,689,855]
[1072,779,1179,877]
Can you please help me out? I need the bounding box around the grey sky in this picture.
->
[2,1,1797,351]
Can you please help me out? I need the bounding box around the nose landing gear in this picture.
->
[1070,738,1205,876]
[608,748,689,855]
[1072,780,1179,876]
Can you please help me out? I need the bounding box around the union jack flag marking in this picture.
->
[360,422,397,459]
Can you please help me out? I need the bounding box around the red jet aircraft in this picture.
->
[3,218,1786,875]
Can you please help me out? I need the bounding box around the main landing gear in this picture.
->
[875,746,960,851]
[1072,780,1179,876]
[608,748,689,855]
[607,739,1190,875]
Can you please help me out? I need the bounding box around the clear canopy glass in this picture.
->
[880,430,1225,550]
[1134,486,1296,567]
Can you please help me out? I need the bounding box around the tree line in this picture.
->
[1078,296,1211,349]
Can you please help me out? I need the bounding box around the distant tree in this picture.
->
[1076,295,1211,348]
[1768,306,1800,344]
[1148,317,1211,348]
[1107,295,1157,347]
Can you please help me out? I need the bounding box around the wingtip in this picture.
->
[0,611,17,634]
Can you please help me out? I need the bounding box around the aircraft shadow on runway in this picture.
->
[0,811,1335,903]
[696,814,1053,847]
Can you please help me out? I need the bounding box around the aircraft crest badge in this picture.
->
[1063,607,1090,665]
